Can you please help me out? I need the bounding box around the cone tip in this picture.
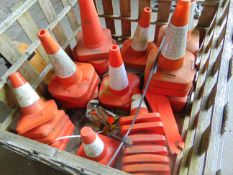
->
[8,72,27,88]
[109,45,123,68]
[139,7,151,28]
[37,29,60,54]
[81,126,96,144]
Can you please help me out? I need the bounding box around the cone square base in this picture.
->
[126,134,166,146]
[122,164,170,174]
[124,145,168,156]
[122,154,170,165]
[49,63,99,108]
[22,110,65,138]
[98,73,140,110]
[145,47,195,92]
[169,95,188,112]
[16,100,58,134]
[88,58,109,75]
[73,28,115,61]
[36,116,74,144]
[121,39,157,72]
[76,134,120,166]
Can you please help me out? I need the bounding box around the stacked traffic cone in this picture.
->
[72,0,115,75]
[119,95,170,174]
[9,72,74,150]
[121,7,156,73]
[76,126,120,166]
[38,29,99,109]
[98,45,140,111]
[156,0,199,56]
[145,0,196,111]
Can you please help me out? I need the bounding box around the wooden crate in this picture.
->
[0,0,232,174]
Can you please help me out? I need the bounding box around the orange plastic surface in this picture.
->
[127,134,166,146]
[122,164,170,174]
[88,58,109,75]
[122,154,170,165]
[98,73,140,110]
[169,95,188,112]
[22,110,65,138]
[77,134,120,166]
[48,63,99,108]
[16,100,57,134]
[119,112,161,126]
[124,145,168,156]
[120,122,165,136]
[146,93,184,154]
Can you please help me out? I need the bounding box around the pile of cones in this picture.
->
[9,72,74,150]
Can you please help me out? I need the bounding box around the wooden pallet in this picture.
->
[0,0,232,174]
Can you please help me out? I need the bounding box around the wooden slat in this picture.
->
[138,0,150,18]
[120,0,131,37]
[38,0,67,46]
[102,0,115,34]
[61,0,80,31]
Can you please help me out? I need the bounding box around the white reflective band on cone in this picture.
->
[109,64,129,91]
[161,24,188,60]
[13,82,40,107]
[50,48,77,78]
[188,1,196,30]
[131,94,147,110]
[131,26,149,51]
[83,135,105,158]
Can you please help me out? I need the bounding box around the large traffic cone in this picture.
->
[76,126,120,166]
[98,45,140,110]
[9,72,56,134]
[144,0,195,99]
[38,29,99,109]
[72,0,115,74]
[121,7,156,72]
[156,0,199,56]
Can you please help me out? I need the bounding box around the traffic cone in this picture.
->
[98,45,140,110]
[121,164,170,174]
[9,72,57,134]
[38,29,99,109]
[121,7,156,72]
[76,126,120,166]
[156,0,199,56]
[144,0,196,99]
[73,0,115,74]
[130,93,149,115]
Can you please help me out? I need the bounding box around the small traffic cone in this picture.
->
[38,29,99,109]
[121,7,156,72]
[130,93,149,115]
[9,72,57,134]
[144,0,195,98]
[156,0,199,56]
[98,45,140,110]
[76,126,120,166]
[73,0,115,74]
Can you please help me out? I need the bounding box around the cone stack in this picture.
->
[9,72,74,150]
[73,0,115,74]
[98,45,140,111]
[38,29,99,109]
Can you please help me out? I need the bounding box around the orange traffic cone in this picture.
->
[130,93,149,115]
[38,29,99,109]
[9,72,74,150]
[76,126,120,166]
[73,0,115,74]
[157,0,199,56]
[9,72,56,134]
[144,0,195,98]
[121,7,156,72]
[98,45,140,110]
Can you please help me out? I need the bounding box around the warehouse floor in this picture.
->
[0,0,232,175]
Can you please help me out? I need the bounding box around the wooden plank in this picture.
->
[38,0,67,46]
[102,0,116,34]
[0,130,129,175]
[138,0,150,18]
[120,0,131,37]
[0,34,39,86]
[61,0,80,31]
